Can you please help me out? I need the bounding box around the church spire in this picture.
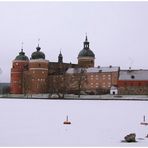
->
[84,34,89,49]
[58,50,63,63]
[85,33,88,42]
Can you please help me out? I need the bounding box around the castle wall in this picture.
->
[10,60,28,94]
[28,59,49,94]
[66,68,119,95]
[118,80,148,95]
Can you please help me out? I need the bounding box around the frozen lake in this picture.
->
[0,98,148,146]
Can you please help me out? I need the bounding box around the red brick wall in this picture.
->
[65,71,119,94]
[118,80,148,87]
[118,80,148,95]
[28,60,49,94]
[10,60,29,94]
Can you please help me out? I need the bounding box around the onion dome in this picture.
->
[31,45,45,60]
[15,49,29,61]
[78,36,95,58]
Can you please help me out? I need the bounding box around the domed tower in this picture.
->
[10,48,29,94]
[29,44,49,94]
[78,36,95,68]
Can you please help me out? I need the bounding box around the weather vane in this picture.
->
[21,42,24,52]
[38,38,40,47]
[21,42,24,48]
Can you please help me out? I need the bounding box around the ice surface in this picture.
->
[0,98,147,146]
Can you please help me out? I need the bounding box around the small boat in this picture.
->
[63,115,71,124]
[140,115,148,125]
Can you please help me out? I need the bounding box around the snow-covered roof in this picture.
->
[119,70,148,81]
[110,86,117,90]
[66,66,119,74]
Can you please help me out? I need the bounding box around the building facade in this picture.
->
[10,36,95,94]
[10,49,29,94]
[118,69,148,95]
[66,66,120,94]
[10,36,148,95]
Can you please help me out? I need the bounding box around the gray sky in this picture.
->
[0,1,148,82]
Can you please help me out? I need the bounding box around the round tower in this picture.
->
[10,49,29,94]
[29,44,49,94]
[78,36,95,68]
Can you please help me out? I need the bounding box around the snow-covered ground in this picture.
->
[0,98,148,146]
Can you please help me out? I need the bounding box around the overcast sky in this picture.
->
[0,1,148,82]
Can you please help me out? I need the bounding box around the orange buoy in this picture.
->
[141,122,148,125]
[140,115,148,125]
[63,115,71,124]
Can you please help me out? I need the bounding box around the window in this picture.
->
[131,75,135,79]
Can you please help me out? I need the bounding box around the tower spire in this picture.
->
[85,33,88,42]
[21,42,24,52]
[84,34,89,49]
[36,38,41,51]
[58,49,63,63]
[38,38,40,47]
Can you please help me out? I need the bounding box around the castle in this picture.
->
[10,36,148,95]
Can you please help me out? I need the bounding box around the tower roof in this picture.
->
[58,50,63,63]
[58,51,63,58]
[31,45,45,60]
[78,36,95,58]
[15,49,29,61]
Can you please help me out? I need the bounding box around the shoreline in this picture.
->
[0,94,148,101]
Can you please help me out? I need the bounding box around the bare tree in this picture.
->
[68,68,87,98]
[23,71,32,98]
